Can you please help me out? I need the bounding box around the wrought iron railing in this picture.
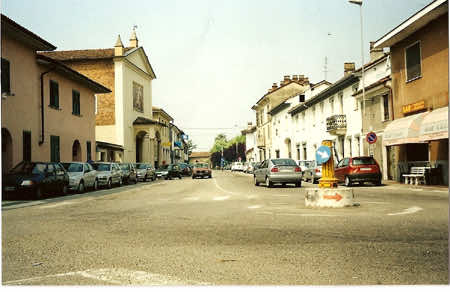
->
[326,114,347,132]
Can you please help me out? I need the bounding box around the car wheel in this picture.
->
[209,175,212,179]
[295,181,302,188]
[265,177,272,188]
[107,179,112,189]
[153,175,157,181]
[313,178,317,184]
[93,179,98,191]
[254,176,259,186]
[78,181,85,194]
[119,178,123,186]
[35,186,43,200]
[192,176,195,179]
[375,179,382,186]
[345,176,352,187]
[179,175,182,179]
[281,183,286,187]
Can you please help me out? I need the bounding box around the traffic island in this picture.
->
[305,187,354,208]
[304,140,355,208]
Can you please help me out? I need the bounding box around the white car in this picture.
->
[231,162,244,171]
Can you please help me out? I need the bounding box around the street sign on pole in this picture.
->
[366,132,377,144]
[316,145,331,165]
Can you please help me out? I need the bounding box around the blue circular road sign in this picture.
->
[316,145,331,165]
[366,132,377,144]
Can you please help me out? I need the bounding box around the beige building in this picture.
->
[374,0,448,184]
[40,30,156,164]
[150,106,173,167]
[188,152,211,166]
[1,15,110,172]
[251,75,310,161]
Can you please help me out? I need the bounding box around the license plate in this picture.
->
[5,187,16,191]
[281,169,291,172]
[360,167,371,171]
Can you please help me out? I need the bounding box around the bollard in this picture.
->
[318,140,338,188]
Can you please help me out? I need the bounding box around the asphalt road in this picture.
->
[2,170,448,285]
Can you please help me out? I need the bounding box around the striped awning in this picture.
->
[383,111,428,146]
[419,107,448,141]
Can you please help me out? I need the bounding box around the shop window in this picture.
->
[406,42,421,82]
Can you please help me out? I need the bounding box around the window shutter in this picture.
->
[86,141,92,160]
[50,81,59,108]
[1,58,11,94]
[51,135,60,162]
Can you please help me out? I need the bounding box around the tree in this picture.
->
[210,133,228,153]
[186,139,197,155]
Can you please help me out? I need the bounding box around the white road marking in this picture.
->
[39,201,76,209]
[248,205,262,209]
[3,268,209,285]
[387,206,423,216]
[213,196,230,201]
[213,178,235,195]
[184,196,200,201]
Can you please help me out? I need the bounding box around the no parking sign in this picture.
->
[366,132,377,144]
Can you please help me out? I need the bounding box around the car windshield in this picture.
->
[92,163,111,171]
[65,163,83,172]
[158,165,169,170]
[120,164,129,170]
[195,163,208,168]
[271,159,297,166]
[9,162,46,175]
[352,157,377,166]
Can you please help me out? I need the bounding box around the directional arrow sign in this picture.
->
[323,193,343,201]
[316,145,331,164]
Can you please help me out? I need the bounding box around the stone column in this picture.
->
[142,133,151,163]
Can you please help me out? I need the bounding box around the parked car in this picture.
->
[192,163,212,179]
[2,161,69,199]
[91,162,123,188]
[179,163,193,176]
[135,163,156,181]
[161,164,182,180]
[246,162,258,174]
[302,161,322,184]
[155,164,169,179]
[253,158,302,188]
[296,160,315,173]
[335,156,382,186]
[119,163,138,184]
[231,162,244,171]
[62,162,98,193]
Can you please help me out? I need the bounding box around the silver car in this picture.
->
[62,162,98,193]
[253,158,302,188]
[303,161,322,184]
[135,163,156,181]
[92,162,123,188]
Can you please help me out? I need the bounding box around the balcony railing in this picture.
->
[326,114,347,135]
[257,134,265,147]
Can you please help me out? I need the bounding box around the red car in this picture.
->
[335,156,382,186]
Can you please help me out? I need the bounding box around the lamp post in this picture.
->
[349,0,367,155]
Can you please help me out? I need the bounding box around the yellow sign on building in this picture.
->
[402,100,425,114]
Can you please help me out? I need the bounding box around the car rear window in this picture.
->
[271,159,297,166]
[66,163,83,172]
[352,157,377,166]
[92,163,111,171]
[120,164,129,170]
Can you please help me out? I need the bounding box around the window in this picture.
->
[72,90,80,115]
[1,58,10,94]
[50,135,60,162]
[86,141,92,161]
[275,150,280,158]
[330,97,335,113]
[23,131,31,161]
[299,94,305,102]
[382,94,390,121]
[405,42,421,81]
[338,92,343,114]
[50,80,59,108]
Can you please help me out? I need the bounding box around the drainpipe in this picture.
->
[39,68,54,145]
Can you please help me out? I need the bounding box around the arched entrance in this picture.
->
[136,131,147,162]
[72,140,82,161]
[155,131,161,168]
[2,128,13,174]
[285,138,292,159]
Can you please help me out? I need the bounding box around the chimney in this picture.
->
[292,75,299,82]
[270,83,278,92]
[130,28,138,48]
[284,75,291,84]
[369,41,384,61]
[114,35,124,56]
[344,62,355,76]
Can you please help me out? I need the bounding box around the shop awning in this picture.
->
[419,107,448,141]
[383,111,428,146]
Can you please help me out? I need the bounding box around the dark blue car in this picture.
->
[2,161,69,200]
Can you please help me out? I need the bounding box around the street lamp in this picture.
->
[349,0,366,155]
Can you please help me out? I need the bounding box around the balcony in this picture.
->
[326,114,347,136]
[257,134,266,148]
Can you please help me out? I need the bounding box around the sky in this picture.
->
[2,0,434,151]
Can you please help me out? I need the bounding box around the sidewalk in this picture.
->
[382,180,448,192]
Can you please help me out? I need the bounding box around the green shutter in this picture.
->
[86,141,91,160]
[1,58,10,94]
[50,81,59,108]
[50,135,60,162]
